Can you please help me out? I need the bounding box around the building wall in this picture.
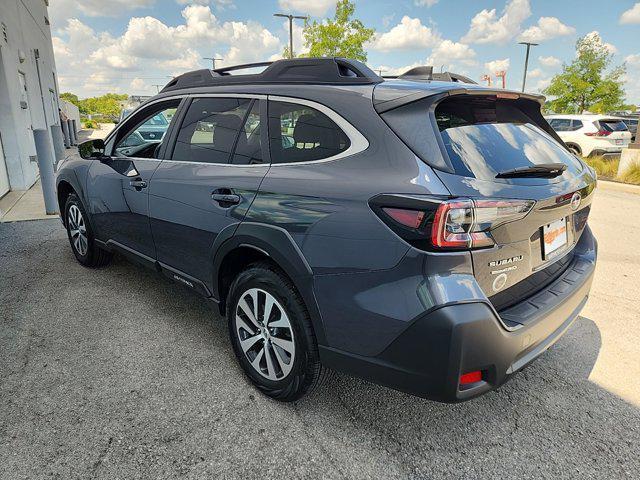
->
[0,0,59,192]
[60,98,80,126]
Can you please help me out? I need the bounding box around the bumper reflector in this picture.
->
[460,370,482,385]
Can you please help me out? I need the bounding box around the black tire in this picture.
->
[227,262,329,402]
[64,193,112,268]
[567,144,582,156]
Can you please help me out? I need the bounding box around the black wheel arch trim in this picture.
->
[211,222,326,345]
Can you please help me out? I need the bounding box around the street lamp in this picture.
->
[203,57,223,69]
[519,41,538,92]
[274,13,308,59]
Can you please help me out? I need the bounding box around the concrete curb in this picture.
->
[598,179,640,195]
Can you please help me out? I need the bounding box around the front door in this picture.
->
[149,96,269,286]
[86,99,182,260]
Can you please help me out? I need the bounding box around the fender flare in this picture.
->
[211,222,327,345]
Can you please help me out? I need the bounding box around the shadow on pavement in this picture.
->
[1,219,638,479]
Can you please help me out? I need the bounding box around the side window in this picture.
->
[268,100,350,164]
[550,119,571,132]
[231,100,263,165]
[115,102,180,158]
[571,120,583,131]
[172,97,250,164]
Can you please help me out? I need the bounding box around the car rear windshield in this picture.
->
[598,119,628,132]
[433,96,583,181]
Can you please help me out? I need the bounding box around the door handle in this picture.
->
[130,179,147,190]
[212,190,241,206]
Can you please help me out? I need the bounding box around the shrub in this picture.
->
[617,163,640,185]
[83,120,96,129]
[583,156,619,179]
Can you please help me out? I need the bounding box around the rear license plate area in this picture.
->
[542,217,568,259]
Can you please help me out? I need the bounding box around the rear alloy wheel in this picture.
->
[227,262,330,401]
[234,288,296,381]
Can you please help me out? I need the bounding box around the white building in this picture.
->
[0,0,59,198]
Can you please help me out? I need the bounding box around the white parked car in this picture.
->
[545,114,632,157]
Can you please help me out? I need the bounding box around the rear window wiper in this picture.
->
[495,163,567,179]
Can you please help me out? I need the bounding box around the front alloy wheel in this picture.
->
[67,204,88,256]
[234,288,296,381]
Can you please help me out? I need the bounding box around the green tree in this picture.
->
[300,0,374,62]
[543,33,626,114]
[59,92,79,106]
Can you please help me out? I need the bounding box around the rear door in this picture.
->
[148,95,269,289]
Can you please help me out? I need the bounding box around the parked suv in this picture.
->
[546,114,632,157]
[57,59,597,402]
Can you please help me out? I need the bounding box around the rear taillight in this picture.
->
[372,196,534,251]
[431,198,534,250]
[585,130,611,137]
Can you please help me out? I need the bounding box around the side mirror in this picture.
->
[78,139,106,159]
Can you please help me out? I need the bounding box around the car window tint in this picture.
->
[571,120,583,131]
[550,119,571,131]
[432,96,583,182]
[114,101,179,158]
[599,120,628,132]
[173,97,250,164]
[268,100,350,164]
[231,100,263,165]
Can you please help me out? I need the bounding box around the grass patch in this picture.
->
[618,163,640,185]
[582,156,619,179]
[582,155,640,185]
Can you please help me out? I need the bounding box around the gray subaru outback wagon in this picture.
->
[56,58,597,402]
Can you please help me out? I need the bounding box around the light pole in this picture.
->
[203,57,223,69]
[274,13,307,59]
[519,41,538,92]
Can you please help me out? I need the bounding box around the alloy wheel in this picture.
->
[68,204,88,256]
[234,288,296,381]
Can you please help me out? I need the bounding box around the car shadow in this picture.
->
[57,252,640,477]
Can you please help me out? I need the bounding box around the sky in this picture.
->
[49,0,640,103]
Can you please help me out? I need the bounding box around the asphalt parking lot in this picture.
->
[1,184,639,479]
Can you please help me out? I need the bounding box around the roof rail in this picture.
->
[160,58,383,93]
[384,66,477,85]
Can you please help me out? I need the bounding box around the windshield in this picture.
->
[435,96,583,181]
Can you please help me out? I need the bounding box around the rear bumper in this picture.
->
[319,228,596,402]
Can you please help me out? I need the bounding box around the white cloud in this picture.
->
[427,40,477,69]
[277,0,335,17]
[519,17,575,43]
[527,68,543,79]
[414,0,439,6]
[177,0,235,9]
[534,77,551,92]
[49,0,154,26]
[461,0,531,44]
[582,31,617,55]
[626,54,640,67]
[370,16,440,51]
[620,2,640,24]
[484,58,510,73]
[538,55,561,68]
[52,6,285,97]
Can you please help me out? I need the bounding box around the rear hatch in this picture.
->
[595,118,632,147]
[376,86,596,310]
